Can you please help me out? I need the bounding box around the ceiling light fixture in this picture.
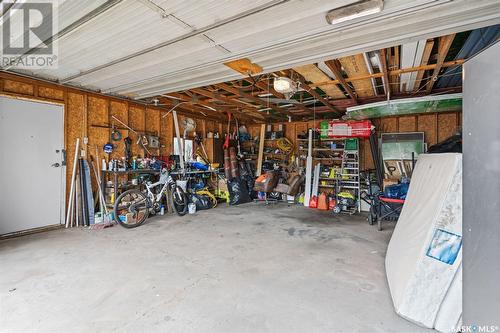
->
[273,77,293,92]
[273,77,298,99]
[326,0,384,25]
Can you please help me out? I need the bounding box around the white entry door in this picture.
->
[0,96,65,235]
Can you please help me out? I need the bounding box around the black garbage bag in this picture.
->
[228,178,252,205]
[189,194,213,210]
[241,174,257,199]
[428,132,462,153]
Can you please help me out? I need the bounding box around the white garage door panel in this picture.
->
[0,97,65,235]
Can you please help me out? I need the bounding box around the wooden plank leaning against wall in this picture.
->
[0,72,225,203]
[246,111,462,171]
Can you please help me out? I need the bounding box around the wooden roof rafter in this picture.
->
[242,73,311,113]
[189,87,277,121]
[414,39,435,92]
[309,59,464,88]
[288,69,342,115]
[161,92,263,123]
[324,59,358,104]
[425,34,456,93]
[158,97,227,122]
[214,82,290,119]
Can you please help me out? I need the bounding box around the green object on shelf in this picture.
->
[320,121,329,139]
[345,138,358,151]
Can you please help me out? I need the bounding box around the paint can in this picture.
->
[188,203,196,214]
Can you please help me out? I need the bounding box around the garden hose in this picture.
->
[276,137,294,154]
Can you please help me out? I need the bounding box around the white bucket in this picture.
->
[176,180,188,191]
[188,203,196,214]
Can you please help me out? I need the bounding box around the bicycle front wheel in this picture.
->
[114,189,150,228]
[170,185,188,216]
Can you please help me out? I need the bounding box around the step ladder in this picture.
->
[338,144,361,215]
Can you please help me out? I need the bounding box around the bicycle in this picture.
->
[113,168,188,228]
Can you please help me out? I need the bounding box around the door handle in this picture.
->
[61,149,66,166]
[51,163,60,168]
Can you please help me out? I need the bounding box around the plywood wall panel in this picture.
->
[361,138,374,170]
[88,96,108,126]
[128,105,145,131]
[146,108,160,155]
[438,113,458,142]
[145,108,160,135]
[65,92,85,200]
[38,86,64,100]
[417,114,438,146]
[110,101,128,124]
[110,101,130,159]
[160,112,173,156]
[295,122,308,137]
[380,117,398,133]
[87,96,109,170]
[205,120,216,135]
[398,116,417,132]
[128,105,146,157]
[3,79,34,95]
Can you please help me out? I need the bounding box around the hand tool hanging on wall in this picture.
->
[111,115,152,156]
[111,123,122,141]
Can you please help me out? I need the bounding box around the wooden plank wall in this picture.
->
[246,111,462,170]
[0,72,224,202]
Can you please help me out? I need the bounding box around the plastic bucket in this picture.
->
[176,180,188,191]
[188,203,196,214]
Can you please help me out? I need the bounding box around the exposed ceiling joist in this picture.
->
[338,54,376,98]
[158,99,226,122]
[163,92,262,122]
[310,59,464,88]
[190,87,274,120]
[414,39,435,92]
[243,76,311,113]
[243,77,284,99]
[426,34,456,93]
[289,70,341,115]
[324,60,358,104]
[214,82,289,118]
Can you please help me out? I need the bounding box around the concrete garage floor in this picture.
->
[0,204,430,333]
